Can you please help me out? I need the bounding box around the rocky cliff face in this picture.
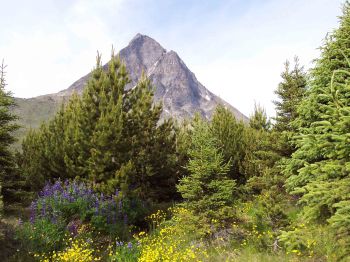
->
[13,33,247,141]
[54,33,246,120]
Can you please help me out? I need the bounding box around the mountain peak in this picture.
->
[45,34,247,122]
[128,33,165,50]
[130,33,147,42]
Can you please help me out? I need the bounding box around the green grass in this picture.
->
[11,96,63,150]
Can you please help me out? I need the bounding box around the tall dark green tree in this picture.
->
[21,128,47,191]
[210,106,247,185]
[85,51,128,187]
[273,57,307,133]
[272,57,308,160]
[21,51,180,204]
[245,106,281,193]
[22,104,70,190]
[0,61,20,205]
[285,2,350,257]
[246,58,307,194]
[249,103,271,131]
[115,75,178,201]
[177,117,236,220]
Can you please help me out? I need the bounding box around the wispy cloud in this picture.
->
[0,0,344,116]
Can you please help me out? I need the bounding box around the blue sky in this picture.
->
[0,0,344,116]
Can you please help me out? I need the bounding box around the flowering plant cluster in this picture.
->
[29,179,132,236]
[15,179,148,258]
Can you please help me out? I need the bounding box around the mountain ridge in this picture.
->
[13,34,248,145]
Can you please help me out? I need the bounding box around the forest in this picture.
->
[1,2,350,262]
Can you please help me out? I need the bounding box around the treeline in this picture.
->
[1,1,350,261]
[20,52,179,205]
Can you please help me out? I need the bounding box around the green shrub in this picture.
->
[108,240,140,262]
[15,218,66,255]
[279,224,338,260]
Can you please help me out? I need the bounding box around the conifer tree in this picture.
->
[0,61,20,205]
[177,117,236,220]
[210,106,247,185]
[272,57,307,160]
[20,51,180,203]
[22,105,70,190]
[21,128,48,191]
[116,75,178,201]
[246,106,280,185]
[249,103,271,131]
[273,57,307,132]
[285,2,350,257]
[45,104,68,179]
[87,51,128,187]
[63,93,86,179]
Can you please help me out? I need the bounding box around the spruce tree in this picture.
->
[245,106,280,188]
[273,57,307,132]
[244,105,291,229]
[177,117,236,220]
[249,103,271,131]
[0,61,20,205]
[285,2,350,257]
[272,57,307,160]
[210,106,247,185]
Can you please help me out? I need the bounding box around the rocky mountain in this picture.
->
[13,34,247,143]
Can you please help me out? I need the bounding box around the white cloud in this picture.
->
[184,0,343,117]
[0,0,344,117]
[1,0,122,97]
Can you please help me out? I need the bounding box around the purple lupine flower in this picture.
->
[52,180,63,193]
[41,182,54,197]
[116,241,124,247]
[31,179,138,236]
[73,182,79,195]
[127,242,133,249]
[62,190,69,201]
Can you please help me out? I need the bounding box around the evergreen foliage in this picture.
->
[246,59,307,195]
[21,52,179,203]
[245,107,281,193]
[0,61,23,205]
[273,57,307,159]
[273,57,307,133]
[177,117,236,220]
[249,104,271,131]
[210,106,247,185]
[8,4,350,261]
[285,2,350,257]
